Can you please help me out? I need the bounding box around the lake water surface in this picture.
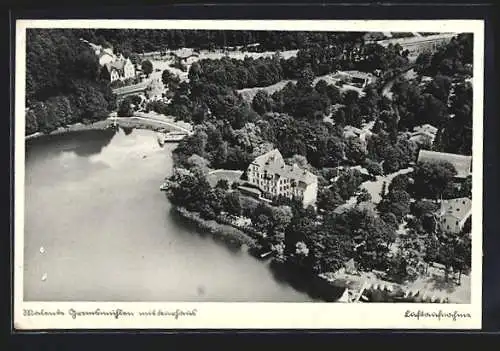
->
[24,128,314,302]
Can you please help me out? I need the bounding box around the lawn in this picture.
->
[207,169,244,188]
[360,167,414,204]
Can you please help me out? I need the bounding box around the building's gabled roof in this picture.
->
[417,150,472,178]
[376,33,457,47]
[413,124,438,135]
[251,149,317,185]
[172,48,199,59]
[438,197,472,221]
[103,58,133,75]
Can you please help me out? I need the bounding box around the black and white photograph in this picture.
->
[14,19,484,329]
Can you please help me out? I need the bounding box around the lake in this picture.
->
[23,127,314,302]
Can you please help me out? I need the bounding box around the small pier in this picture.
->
[157,131,189,146]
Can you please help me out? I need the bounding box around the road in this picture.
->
[360,167,414,204]
[380,68,417,100]
[112,81,150,96]
[109,113,193,134]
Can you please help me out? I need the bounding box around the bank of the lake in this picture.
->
[25,128,314,302]
[173,206,345,302]
[174,207,260,250]
[25,115,183,141]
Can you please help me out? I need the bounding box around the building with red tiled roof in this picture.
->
[246,149,318,208]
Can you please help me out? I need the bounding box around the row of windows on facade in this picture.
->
[251,178,301,195]
[252,171,297,187]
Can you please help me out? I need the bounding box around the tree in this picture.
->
[386,249,410,283]
[25,109,39,135]
[129,52,141,65]
[413,161,457,199]
[70,81,112,122]
[411,199,439,218]
[215,179,229,190]
[186,154,210,173]
[380,181,387,199]
[345,137,367,165]
[388,173,412,193]
[357,188,372,204]
[162,69,181,92]
[364,159,383,176]
[297,65,315,90]
[380,212,398,229]
[141,60,153,77]
[25,29,114,133]
[164,167,212,212]
[252,90,273,115]
[118,99,134,117]
[317,186,344,212]
[223,191,242,216]
[378,189,411,221]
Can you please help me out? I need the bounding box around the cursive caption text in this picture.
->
[23,308,198,320]
[404,309,471,322]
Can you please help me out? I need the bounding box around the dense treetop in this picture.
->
[74,29,367,53]
[26,29,115,135]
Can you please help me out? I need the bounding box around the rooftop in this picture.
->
[252,149,317,185]
[413,124,438,135]
[377,33,457,46]
[439,197,472,221]
[417,150,472,178]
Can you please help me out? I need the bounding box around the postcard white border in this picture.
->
[14,19,484,330]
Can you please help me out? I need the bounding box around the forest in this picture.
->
[74,29,367,54]
[25,29,115,135]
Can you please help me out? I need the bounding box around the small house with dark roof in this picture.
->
[246,149,318,208]
[170,48,200,64]
[417,150,472,179]
[436,197,472,234]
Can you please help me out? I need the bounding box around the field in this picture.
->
[237,73,367,103]
[149,48,299,84]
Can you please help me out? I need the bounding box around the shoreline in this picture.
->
[25,116,181,141]
[174,207,260,251]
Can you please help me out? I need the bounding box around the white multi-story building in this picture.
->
[246,149,318,208]
[436,197,472,234]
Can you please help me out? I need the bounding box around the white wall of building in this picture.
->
[123,59,136,79]
[110,69,120,82]
[246,162,317,208]
[99,54,115,66]
[302,181,318,208]
[439,211,472,234]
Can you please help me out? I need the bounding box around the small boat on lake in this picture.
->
[259,250,273,259]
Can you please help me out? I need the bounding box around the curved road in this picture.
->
[109,114,193,134]
[380,67,417,100]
